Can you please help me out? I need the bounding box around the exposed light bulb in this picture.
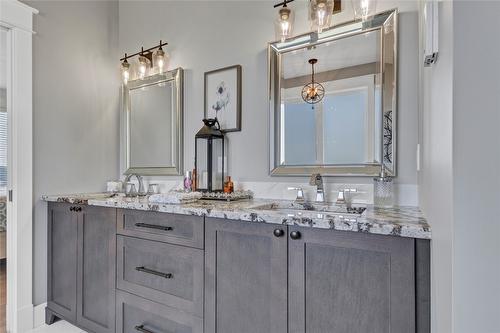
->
[317,3,326,32]
[121,57,130,85]
[352,0,376,21]
[138,54,149,79]
[276,6,294,42]
[309,0,334,34]
[155,45,168,73]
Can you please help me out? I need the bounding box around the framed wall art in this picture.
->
[204,65,242,132]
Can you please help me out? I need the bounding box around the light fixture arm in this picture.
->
[274,0,295,8]
[120,40,168,61]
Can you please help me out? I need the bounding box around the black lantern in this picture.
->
[195,118,225,192]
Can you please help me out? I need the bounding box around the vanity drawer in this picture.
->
[117,209,204,249]
[116,291,203,333]
[116,236,204,316]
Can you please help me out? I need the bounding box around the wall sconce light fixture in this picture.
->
[120,40,168,84]
[271,0,341,42]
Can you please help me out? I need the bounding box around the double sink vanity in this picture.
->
[43,193,430,333]
[43,8,431,333]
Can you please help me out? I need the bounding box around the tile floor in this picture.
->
[29,321,85,333]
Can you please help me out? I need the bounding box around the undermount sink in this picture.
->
[250,202,366,217]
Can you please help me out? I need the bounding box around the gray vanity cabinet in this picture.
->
[47,203,116,333]
[47,202,78,322]
[288,227,416,333]
[204,217,288,333]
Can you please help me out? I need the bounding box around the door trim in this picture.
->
[0,1,37,332]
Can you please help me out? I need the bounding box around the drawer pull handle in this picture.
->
[134,223,173,231]
[135,266,173,279]
[135,325,157,333]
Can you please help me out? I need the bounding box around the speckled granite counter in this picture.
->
[42,193,431,239]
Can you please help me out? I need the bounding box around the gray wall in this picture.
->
[23,0,120,305]
[118,0,420,188]
[452,2,500,332]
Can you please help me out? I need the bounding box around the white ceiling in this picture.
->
[0,29,6,90]
[282,30,380,79]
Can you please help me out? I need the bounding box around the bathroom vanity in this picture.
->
[43,194,430,333]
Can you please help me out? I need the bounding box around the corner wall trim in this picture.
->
[33,303,47,329]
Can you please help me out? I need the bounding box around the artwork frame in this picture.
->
[204,64,242,132]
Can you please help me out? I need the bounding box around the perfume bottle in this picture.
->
[224,176,234,194]
[191,168,197,192]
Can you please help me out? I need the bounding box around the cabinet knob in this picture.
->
[69,206,74,212]
[290,230,301,240]
[273,229,285,237]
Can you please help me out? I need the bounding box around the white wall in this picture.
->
[419,1,500,332]
[118,0,420,204]
[23,0,120,305]
[452,2,500,332]
[418,1,454,332]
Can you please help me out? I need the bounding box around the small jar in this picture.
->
[373,176,394,208]
[224,176,234,194]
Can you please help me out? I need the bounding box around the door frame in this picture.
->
[0,1,37,332]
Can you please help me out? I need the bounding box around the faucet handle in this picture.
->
[336,189,346,204]
[287,187,305,202]
[309,173,323,186]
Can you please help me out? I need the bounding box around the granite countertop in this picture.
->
[42,193,431,240]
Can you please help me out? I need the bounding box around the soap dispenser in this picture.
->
[373,169,394,208]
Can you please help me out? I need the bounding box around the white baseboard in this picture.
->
[16,304,34,333]
[33,303,47,329]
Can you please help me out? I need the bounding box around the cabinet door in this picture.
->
[47,203,78,322]
[288,228,415,333]
[76,206,116,333]
[205,218,287,333]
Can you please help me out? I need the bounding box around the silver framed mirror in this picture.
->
[269,9,397,177]
[123,68,183,176]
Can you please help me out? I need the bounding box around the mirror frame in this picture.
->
[123,67,184,176]
[268,9,398,177]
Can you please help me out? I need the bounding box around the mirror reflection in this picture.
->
[269,10,397,176]
[124,68,183,175]
[280,30,382,166]
[129,81,174,168]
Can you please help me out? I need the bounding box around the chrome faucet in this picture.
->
[309,173,325,203]
[287,187,305,202]
[124,173,146,197]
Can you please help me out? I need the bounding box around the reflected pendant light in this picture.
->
[301,58,325,104]
[274,0,295,42]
